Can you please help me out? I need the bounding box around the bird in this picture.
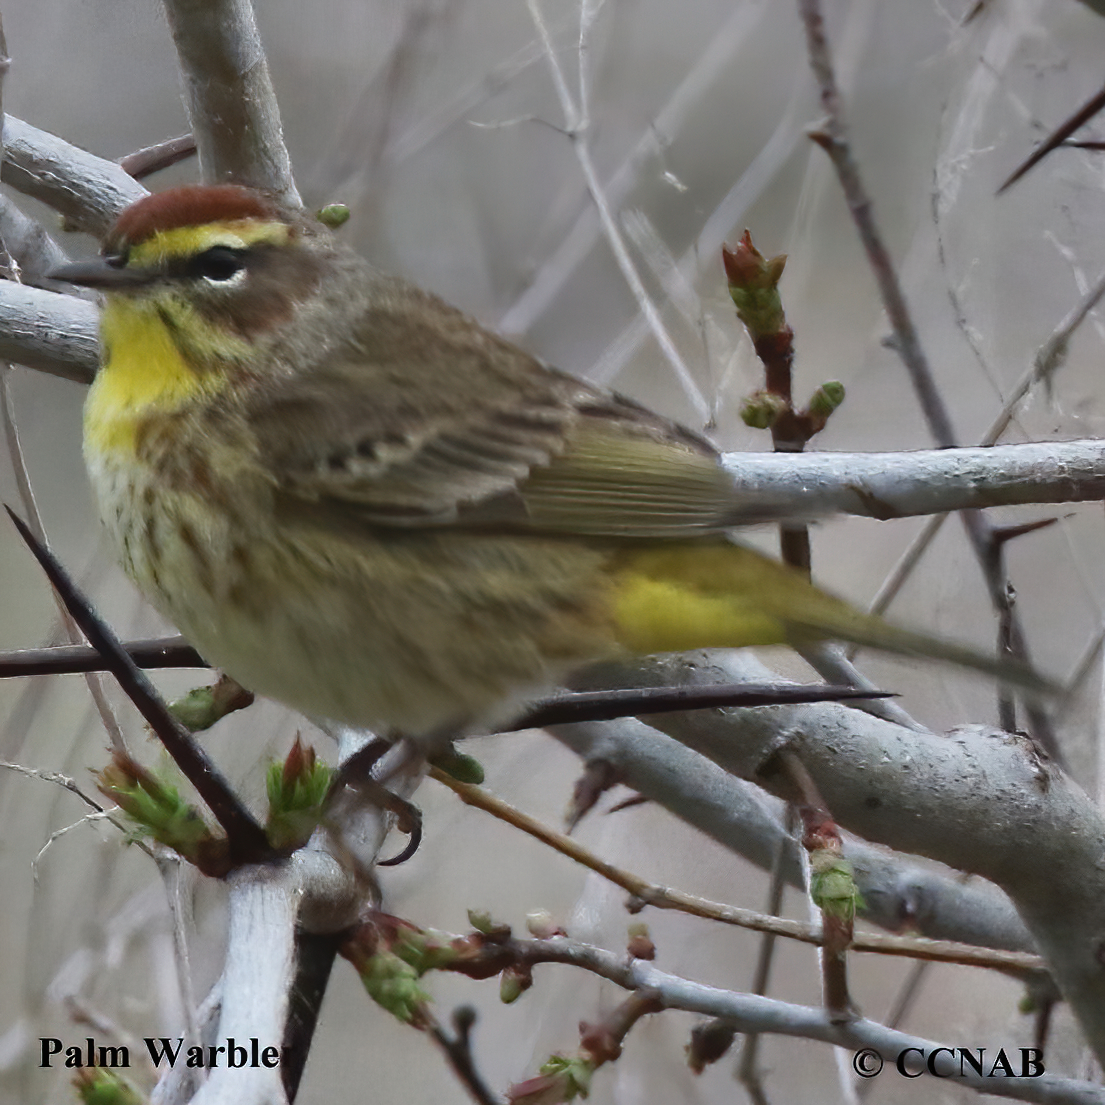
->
[51,183,1052,747]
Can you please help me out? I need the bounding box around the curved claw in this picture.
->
[326,736,425,866]
[376,809,424,866]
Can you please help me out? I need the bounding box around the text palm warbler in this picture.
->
[54,185,1049,742]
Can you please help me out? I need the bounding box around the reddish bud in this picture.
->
[626,922,656,961]
[282,734,316,790]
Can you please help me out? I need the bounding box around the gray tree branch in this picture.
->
[1,115,146,236]
[568,650,1105,1062]
[550,715,1037,956]
[0,282,97,383]
[523,938,1103,1104]
[161,0,300,204]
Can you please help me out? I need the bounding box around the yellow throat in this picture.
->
[84,219,289,458]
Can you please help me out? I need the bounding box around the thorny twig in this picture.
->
[6,508,274,865]
[779,750,855,1020]
[428,1006,503,1105]
[797,0,1057,752]
[2,368,129,752]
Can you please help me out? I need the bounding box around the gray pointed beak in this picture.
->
[48,258,155,290]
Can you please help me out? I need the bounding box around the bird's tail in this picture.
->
[609,541,1059,698]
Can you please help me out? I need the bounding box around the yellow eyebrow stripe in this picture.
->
[126,220,292,266]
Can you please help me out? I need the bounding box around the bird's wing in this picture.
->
[244,285,760,537]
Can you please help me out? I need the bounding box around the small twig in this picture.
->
[859,262,1105,628]
[118,133,197,180]
[1,760,109,819]
[798,0,955,448]
[32,810,119,879]
[987,265,1105,447]
[985,520,1060,732]
[795,644,923,731]
[0,17,9,137]
[798,0,1057,753]
[2,367,129,752]
[723,230,820,576]
[66,994,158,1081]
[1061,623,1105,723]
[429,768,1045,976]
[580,986,663,1063]
[318,2,544,200]
[5,508,273,865]
[737,808,796,1097]
[779,750,854,1020]
[0,759,150,861]
[155,851,202,1078]
[499,3,778,338]
[428,1006,503,1105]
[526,0,709,423]
[357,926,1089,1105]
[565,758,622,831]
[0,13,12,277]
[576,0,604,136]
[310,1,448,241]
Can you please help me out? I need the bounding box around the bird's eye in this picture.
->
[190,246,248,283]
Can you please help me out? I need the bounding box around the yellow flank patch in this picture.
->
[127,220,291,267]
[610,563,789,654]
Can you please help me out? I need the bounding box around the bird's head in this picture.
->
[52,185,340,379]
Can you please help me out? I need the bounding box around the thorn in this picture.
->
[997,81,1105,194]
[606,793,649,816]
[989,517,1058,548]
[566,759,621,832]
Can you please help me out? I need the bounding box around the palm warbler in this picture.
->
[52,185,1049,741]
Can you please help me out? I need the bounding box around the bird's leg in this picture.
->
[367,725,473,864]
[324,736,424,866]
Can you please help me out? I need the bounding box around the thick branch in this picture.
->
[721,440,1105,518]
[1,115,146,235]
[156,752,384,1105]
[0,282,97,383]
[161,0,299,204]
[3,284,1104,518]
[0,194,76,291]
[549,716,1035,954]
[571,651,1105,1063]
[189,870,294,1105]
